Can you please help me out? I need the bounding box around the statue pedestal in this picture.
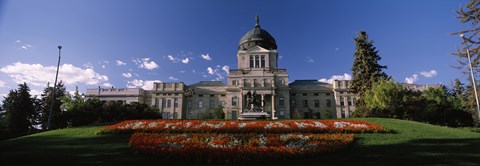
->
[239,111,270,120]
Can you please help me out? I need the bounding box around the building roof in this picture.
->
[289,80,330,86]
[238,16,277,51]
[188,81,225,87]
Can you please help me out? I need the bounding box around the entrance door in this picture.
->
[232,110,237,120]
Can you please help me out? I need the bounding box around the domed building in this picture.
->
[86,16,357,120]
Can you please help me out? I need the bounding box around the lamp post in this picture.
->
[460,34,480,121]
[47,46,62,130]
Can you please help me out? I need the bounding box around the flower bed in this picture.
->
[129,132,355,162]
[98,119,391,134]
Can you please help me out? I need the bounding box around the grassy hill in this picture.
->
[1,118,479,166]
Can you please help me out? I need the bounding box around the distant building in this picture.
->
[86,16,433,119]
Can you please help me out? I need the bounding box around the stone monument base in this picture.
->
[238,112,270,120]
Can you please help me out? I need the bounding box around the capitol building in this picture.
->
[86,17,357,119]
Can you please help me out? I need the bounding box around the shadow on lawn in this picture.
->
[268,138,480,166]
[1,134,479,166]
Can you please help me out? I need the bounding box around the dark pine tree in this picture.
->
[454,0,480,123]
[2,83,38,136]
[351,31,388,96]
[40,81,67,130]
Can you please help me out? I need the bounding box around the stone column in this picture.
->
[261,94,265,112]
[271,94,275,120]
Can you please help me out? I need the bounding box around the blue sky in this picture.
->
[0,0,470,97]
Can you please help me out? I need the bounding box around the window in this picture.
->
[210,94,215,97]
[340,97,344,106]
[353,97,356,106]
[209,100,214,108]
[291,100,296,107]
[314,100,320,107]
[261,55,265,68]
[198,94,203,97]
[279,97,284,106]
[188,101,192,109]
[221,101,225,107]
[345,81,349,88]
[174,98,178,107]
[232,80,237,86]
[326,93,330,96]
[198,100,203,108]
[291,93,296,96]
[314,93,319,96]
[232,97,238,106]
[255,55,260,68]
[173,112,178,119]
[250,55,254,68]
[326,99,332,107]
[162,99,166,108]
[303,93,307,96]
[154,98,159,108]
[303,100,308,108]
[347,97,352,106]
[338,81,342,88]
[167,99,171,108]
[221,94,226,97]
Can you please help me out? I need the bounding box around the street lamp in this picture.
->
[460,34,480,121]
[47,46,62,130]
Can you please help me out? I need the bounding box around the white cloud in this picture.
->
[307,57,314,63]
[201,53,212,60]
[167,55,179,62]
[21,46,28,50]
[116,60,126,66]
[133,58,159,70]
[101,65,106,69]
[127,79,144,88]
[192,69,197,73]
[168,76,179,81]
[0,62,109,87]
[222,65,230,74]
[279,55,283,59]
[16,40,21,43]
[103,82,113,87]
[335,48,340,51]
[420,70,437,78]
[405,74,419,84]
[180,70,186,73]
[0,80,6,88]
[181,58,189,64]
[207,67,214,75]
[127,79,161,90]
[122,72,132,78]
[83,62,94,69]
[318,73,352,84]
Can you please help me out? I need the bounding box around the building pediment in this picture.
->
[246,45,271,53]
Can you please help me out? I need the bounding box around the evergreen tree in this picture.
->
[2,83,38,136]
[454,0,480,122]
[40,81,67,130]
[351,31,388,97]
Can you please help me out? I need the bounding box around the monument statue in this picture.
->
[245,90,264,112]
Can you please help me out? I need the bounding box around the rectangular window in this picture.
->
[261,55,265,68]
[303,93,307,96]
[279,97,284,106]
[188,101,192,109]
[173,112,178,119]
[314,93,319,96]
[210,94,215,97]
[345,81,349,88]
[255,55,260,68]
[338,81,342,88]
[232,97,238,106]
[198,100,203,108]
[167,99,171,108]
[209,100,214,108]
[326,99,332,107]
[326,93,330,96]
[291,93,296,96]
[162,98,166,108]
[340,97,344,106]
[291,100,296,107]
[198,94,203,97]
[250,55,254,68]
[314,100,320,107]
[347,97,352,106]
[166,112,171,119]
[174,98,178,107]
[154,98,159,108]
[221,101,225,107]
[303,100,308,108]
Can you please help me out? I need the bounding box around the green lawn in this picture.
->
[1,118,479,166]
